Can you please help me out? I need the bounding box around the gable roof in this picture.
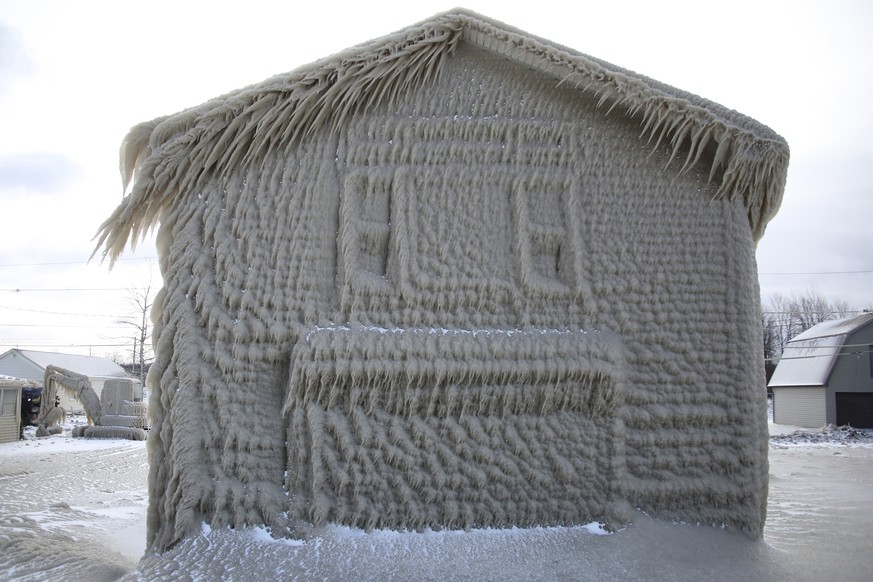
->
[768,313,873,387]
[0,349,128,379]
[94,8,789,264]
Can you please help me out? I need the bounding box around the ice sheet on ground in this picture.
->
[2,419,873,581]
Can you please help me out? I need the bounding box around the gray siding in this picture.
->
[773,387,826,427]
[825,321,873,424]
[829,322,873,390]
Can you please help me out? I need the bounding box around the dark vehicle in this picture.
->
[20,387,41,436]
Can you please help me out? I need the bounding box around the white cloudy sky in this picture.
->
[1,0,871,360]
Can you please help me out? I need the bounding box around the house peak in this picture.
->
[95,9,788,264]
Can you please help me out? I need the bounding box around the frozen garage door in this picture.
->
[836,393,873,428]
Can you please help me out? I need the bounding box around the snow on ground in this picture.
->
[1,418,872,581]
[769,424,873,446]
[0,418,147,582]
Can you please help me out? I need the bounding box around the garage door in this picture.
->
[773,387,826,427]
[836,393,873,428]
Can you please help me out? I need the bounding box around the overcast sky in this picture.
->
[1,0,871,360]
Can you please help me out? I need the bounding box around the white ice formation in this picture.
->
[94,9,788,552]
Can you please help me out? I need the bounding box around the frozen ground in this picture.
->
[0,417,147,581]
[1,417,872,581]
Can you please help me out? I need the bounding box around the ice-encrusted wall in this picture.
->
[96,12,786,552]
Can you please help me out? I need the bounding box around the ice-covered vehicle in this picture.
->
[38,365,148,440]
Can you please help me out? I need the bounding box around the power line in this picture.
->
[0,323,123,328]
[781,342,873,350]
[759,270,873,275]
[0,257,157,268]
[2,288,128,293]
[0,343,135,349]
[766,349,873,362]
[762,310,864,315]
[0,305,120,318]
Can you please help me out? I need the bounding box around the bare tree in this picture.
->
[762,293,793,365]
[762,289,857,370]
[788,289,852,332]
[116,282,155,386]
[762,312,781,381]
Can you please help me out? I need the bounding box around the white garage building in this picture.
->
[769,313,873,428]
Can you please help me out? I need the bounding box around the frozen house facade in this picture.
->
[96,10,789,551]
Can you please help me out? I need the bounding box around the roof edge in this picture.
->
[447,11,788,240]
[3,348,41,371]
[93,9,789,264]
[788,313,873,342]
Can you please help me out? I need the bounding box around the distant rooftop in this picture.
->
[3,349,129,378]
[790,312,873,341]
[768,313,873,388]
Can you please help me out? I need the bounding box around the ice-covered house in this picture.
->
[95,10,789,551]
[769,313,873,428]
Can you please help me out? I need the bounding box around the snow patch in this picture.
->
[769,424,873,447]
[248,526,305,547]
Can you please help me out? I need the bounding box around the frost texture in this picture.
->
[94,10,786,552]
[42,366,102,426]
[43,366,147,441]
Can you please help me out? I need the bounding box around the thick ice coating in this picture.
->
[94,9,788,552]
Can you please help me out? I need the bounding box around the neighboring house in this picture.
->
[769,313,873,428]
[94,10,788,551]
[0,349,141,414]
